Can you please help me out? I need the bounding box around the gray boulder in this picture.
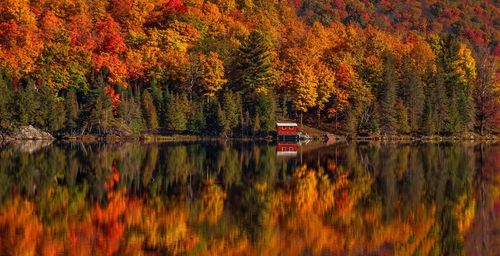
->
[2,125,54,141]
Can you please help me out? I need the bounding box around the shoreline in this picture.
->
[1,125,498,143]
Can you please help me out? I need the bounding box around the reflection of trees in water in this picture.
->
[0,142,497,255]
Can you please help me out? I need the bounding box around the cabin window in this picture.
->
[289,147,293,151]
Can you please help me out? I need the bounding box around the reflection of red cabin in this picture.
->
[276,122,298,135]
[276,142,298,157]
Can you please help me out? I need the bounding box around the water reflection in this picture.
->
[0,142,498,255]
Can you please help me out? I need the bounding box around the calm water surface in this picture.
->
[0,141,498,255]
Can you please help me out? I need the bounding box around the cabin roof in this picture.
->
[276,122,298,127]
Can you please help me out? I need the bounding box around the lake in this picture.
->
[0,141,498,255]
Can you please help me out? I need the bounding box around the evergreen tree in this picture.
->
[47,100,66,132]
[0,71,12,130]
[433,71,449,134]
[187,102,206,134]
[379,53,398,134]
[254,91,276,134]
[150,81,164,124]
[422,93,436,135]
[230,31,275,94]
[118,88,145,131]
[35,85,62,131]
[142,90,159,131]
[216,103,229,136]
[230,30,276,127]
[222,91,242,134]
[400,61,425,133]
[85,85,114,134]
[252,113,261,137]
[447,94,462,133]
[396,99,410,134]
[14,81,37,126]
[439,36,476,133]
[165,93,189,131]
[65,89,80,133]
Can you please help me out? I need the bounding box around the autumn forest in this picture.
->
[0,0,499,136]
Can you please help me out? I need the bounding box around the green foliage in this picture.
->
[85,85,114,134]
[64,89,80,133]
[379,54,398,134]
[253,91,276,134]
[230,31,275,95]
[142,90,159,131]
[165,93,190,132]
[0,72,13,130]
[396,100,410,134]
[221,91,242,133]
[187,102,206,134]
[118,88,145,132]
[14,81,37,126]
[400,62,425,133]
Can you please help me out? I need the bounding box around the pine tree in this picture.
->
[447,93,461,133]
[216,103,229,136]
[439,36,476,133]
[396,99,410,134]
[422,93,436,135]
[254,91,276,134]
[222,91,242,134]
[0,71,12,130]
[85,85,114,134]
[14,81,37,126]
[150,81,164,124]
[187,102,206,134]
[47,100,66,132]
[400,61,425,133]
[433,71,449,134]
[230,31,275,94]
[252,113,261,136]
[165,93,189,131]
[118,88,144,132]
[230,30,276,125]
[65,89,80,133]
[142,90,159,131]
[379,53,398,134]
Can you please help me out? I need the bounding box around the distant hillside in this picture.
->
[293,0,499,54]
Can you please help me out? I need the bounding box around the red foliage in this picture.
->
[462,29,485,45]
[164,0,187,14]
[333,0,346,10]
[443,7,461,20]
[41,11,63,40]
[0,21,20,47]
[492,44,500,58]
[288,0,302,9]
[104,86,121,114]
[95,15,126,54]
[230,10,245,22]
[335,63,352,88]
[110,0,133,20]
[68,15,96,50]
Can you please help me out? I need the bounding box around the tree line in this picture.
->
[0,1,498,137]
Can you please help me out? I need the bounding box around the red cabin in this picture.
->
[276,122,298,136]
[276,142,298,157]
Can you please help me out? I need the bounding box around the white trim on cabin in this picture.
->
[276,122,298,127]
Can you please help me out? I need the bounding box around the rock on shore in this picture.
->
[1,125,54,141]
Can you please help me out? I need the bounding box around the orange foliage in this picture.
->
[0,198,42,256]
